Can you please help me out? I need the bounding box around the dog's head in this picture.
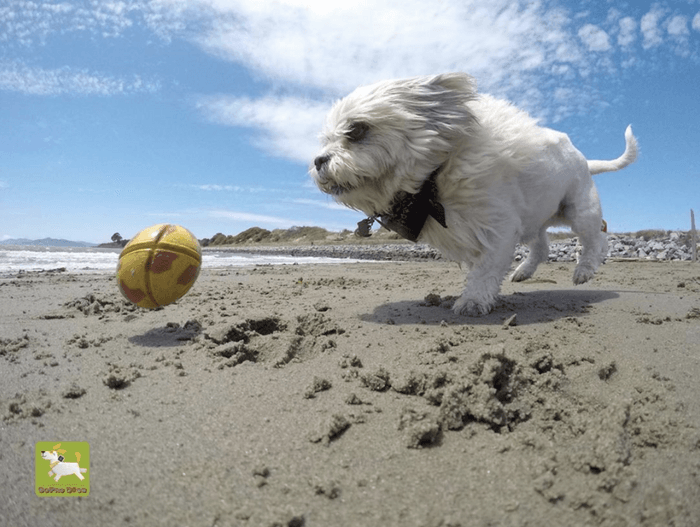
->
[41,450,60,462]
[310,73,478,216]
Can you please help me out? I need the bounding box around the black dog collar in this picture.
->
[355,166,447,243]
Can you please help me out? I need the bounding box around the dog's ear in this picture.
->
[425,73,477,96]
[405,73,478,141]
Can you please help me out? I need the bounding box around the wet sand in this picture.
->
[2,259,700,526]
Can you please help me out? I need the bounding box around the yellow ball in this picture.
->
[116,224,202,309]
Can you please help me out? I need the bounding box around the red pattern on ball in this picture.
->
[177,265,199,286]
[119,281,146,304]
[149,251,178,274]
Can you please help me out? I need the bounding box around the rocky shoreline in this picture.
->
[535,232,697,262]
[206,242,441,261]
[206,231,698,263]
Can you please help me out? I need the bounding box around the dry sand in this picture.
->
[2,258,700,526]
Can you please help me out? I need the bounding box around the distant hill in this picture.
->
[202,225,406,247]
[0,238,97,248]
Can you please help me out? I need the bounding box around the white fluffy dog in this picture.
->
[310,73,637,315]
[41,450,87,481]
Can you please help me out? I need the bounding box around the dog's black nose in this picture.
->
[314,154,331,172]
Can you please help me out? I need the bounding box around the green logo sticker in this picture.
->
[35,442,90,497]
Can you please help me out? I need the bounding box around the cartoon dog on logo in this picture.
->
[40,444,87,482]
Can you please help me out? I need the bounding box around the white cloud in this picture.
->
[196,95,330,163]
[81,0,700,156]
[618,17,637,48]
[667,15,689,37]
[578,24,611,52]
[640,6,665,49]
[293,198,347,211]
[8,0,700,165]
[209,209,294,226]
[192,184,271,192]
[197,184,243,191]
[666,14,692,57]
[144,211,183,217]
[0,61,159,96]
[180,0,614,151]
[605,8,622,26]
[0,0,137,45]
[176,0,583,99]
[143,0,198,41]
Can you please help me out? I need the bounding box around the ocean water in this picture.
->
[0,246,365,275]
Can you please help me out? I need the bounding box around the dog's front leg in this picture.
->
[453,234,518,316]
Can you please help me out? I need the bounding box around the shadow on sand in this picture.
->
[128,322,201,347]
[361,289,620,326]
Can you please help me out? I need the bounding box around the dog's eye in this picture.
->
[345,122,369,143]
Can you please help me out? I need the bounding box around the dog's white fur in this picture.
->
[310,73,638,315]
[41,450,87,482]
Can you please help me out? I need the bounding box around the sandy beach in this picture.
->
[2,257,700,526]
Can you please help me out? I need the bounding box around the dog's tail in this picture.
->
[587,125,638,175]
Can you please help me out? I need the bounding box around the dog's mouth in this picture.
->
[327,183,354,196]
[315,175,361,197]
[312,157,382,198]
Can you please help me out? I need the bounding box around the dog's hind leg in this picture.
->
[570,187,606,284]
[510,228,548,282]
[573,229,608,284]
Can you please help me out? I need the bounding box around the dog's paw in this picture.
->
[510,266,534,282]
[453,296,494,316]
[572,265,595,285]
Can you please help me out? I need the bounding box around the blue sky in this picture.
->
[1,0,699,244]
